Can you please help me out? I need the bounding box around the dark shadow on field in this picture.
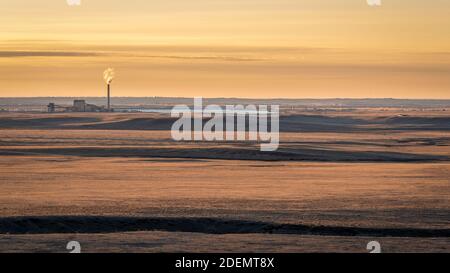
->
[0,216,448,238]
[0,146,448,162]
[1,114,449,132]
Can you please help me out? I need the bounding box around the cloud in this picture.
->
[0,51,100,58]
[0,50,263,62]
[138,55,265,62]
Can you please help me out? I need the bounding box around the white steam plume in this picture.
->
[103,68,115,84]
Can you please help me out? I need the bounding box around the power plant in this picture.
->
[47,68,116,113]
[104,68,115,112]
[48,100,105,113]
[107,83,111,111]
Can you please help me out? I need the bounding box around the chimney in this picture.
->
[107,83,111,111]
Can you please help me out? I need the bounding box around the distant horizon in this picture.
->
[1,96,450,101]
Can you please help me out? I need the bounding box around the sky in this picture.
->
[0,0,449,98]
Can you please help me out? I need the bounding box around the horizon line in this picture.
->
[1,96,450,101]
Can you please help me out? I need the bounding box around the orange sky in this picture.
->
[0,0,449,98]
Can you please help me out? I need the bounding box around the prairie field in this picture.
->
[0,109,449,252]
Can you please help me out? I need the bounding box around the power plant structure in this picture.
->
[47,68,116,113]
[104,68,115,112]
[48,100,105,113]
[107,83,111,112]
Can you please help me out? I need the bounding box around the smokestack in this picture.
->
[103,68,115,112]
[107,83,110,111]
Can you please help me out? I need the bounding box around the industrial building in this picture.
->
[47,100,106,113]
[48,68,114,113]
[70,100,104,112]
